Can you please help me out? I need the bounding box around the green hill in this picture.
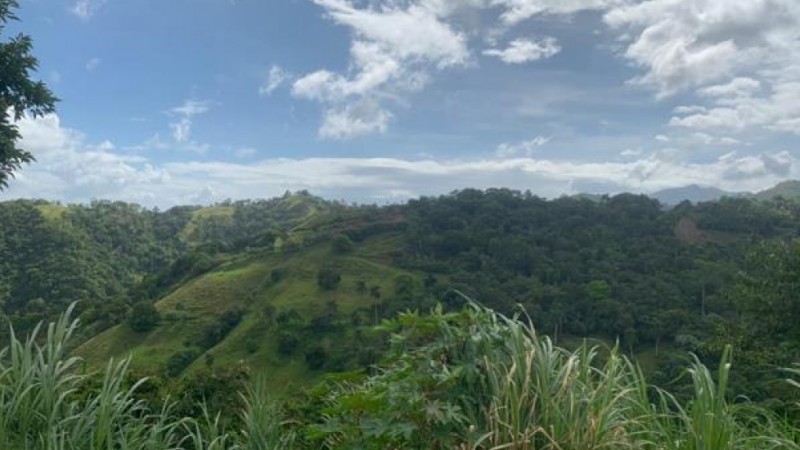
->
[76,230,418,390]
[6,188,800,403]
[753,180,800,201]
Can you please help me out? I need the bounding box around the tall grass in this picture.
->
[0,305,290,450]
[1,303,798,450]
[463,310,800,450]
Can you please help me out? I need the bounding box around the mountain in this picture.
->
[651,184,735,205]
[753,180,800,201]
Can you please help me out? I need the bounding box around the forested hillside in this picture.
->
[0,192,330,338]
[3,187,800,413]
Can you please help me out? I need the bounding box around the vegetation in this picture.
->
[4,188,800,408]
[129,301,160,332]
[0,0,58,188]
[1,302,799,449]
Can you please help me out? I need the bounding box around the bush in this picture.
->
[196,308,244,350]
[277,330,299,356]
[331,234,354,254]
[317,267,341,291]
[304,345,328,370]
[128,301,160,332]
[166,348,200,377]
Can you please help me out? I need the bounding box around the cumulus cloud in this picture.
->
[318,100,393,139]
[3,114,796,208]
[605,0,800,136]
[292,0,469,139]
[259,65,290,96]
[483,37,561,64]
[294,0,618,138]
[279,0,800,140]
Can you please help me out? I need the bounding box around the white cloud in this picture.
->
[259,65,290,96]
[70,0,107,20]
[294,0,470,139]
[86,57,101,71]
[319,100,393,139]
[3,114,796,208]
[483,37,561,64]
[698,78,761,99]
[493,0,627,25]
[602,0,800,137]
[170,100,209,117]
[496,136,550,157]
[169,120,191,143]
[168,100,210,144]
[313,0,469,67]
[235,147,258,158]
[49,71,62,84]
[620,148,642,158]
[669,81,800,133]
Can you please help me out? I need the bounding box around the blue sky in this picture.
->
[2,0,799,206]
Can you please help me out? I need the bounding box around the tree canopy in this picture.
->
[0,0,57,188]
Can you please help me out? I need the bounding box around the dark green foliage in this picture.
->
[0,0,58,188]
[304,345,327,370]
[127,301,159,332]
[330,234,354,254]
[270,267,287,283]
[166,348,200,377]
[316,267,341,291]
[277,330,299,356]
[244,338,260,354]
[196,308,244,350]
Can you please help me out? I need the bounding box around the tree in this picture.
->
[317,267,341,291]
[128,301,160,332]
[331,234,354,254]
[0,0,58,188]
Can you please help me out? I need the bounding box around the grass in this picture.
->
[35,203,67,222]
[3,302,800,449]
[76,234,418,390]
[0,305,290,450]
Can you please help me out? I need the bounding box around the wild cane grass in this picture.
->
[0,305,289,450]
[458,305,800,450]
[1,303,798,450]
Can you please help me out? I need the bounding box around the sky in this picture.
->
[1,0,799,207]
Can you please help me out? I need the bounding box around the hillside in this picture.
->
[77,231,417,389]
[64,188,800,404]
[651,184,735,205]
[754,180,800,201]
[5,185,800,404]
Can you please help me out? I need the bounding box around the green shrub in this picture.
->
[330,234,354,254]
[128,300,160,332]
[317,267,341,291]
[166,349,200,377]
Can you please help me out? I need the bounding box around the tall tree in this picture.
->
[0,0,57,188]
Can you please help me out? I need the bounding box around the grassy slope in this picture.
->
[77,232,413,390]
[754,180,800,201]
[35,203,67,222]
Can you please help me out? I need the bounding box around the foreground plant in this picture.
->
[0,305,290,450]
[307,302,800,450]
[1,302,797,450]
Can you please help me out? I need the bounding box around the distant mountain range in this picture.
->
[651,180,800,205]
